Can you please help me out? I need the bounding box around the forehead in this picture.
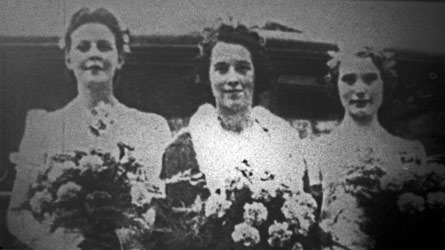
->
[339,57,379,75]
[70,23,115,43]
[210,42,252,63]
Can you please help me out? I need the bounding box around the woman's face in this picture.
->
[338,57,383,119]
[65,23,123,88]
[209,42,254,113]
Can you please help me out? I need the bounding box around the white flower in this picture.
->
[231,222,261,247]
[130,182,155,207]
[250,178,281,202]
[30,189,53,214]
[267,221,293,248]
[204,191,232,218]
[243,202,268,226]
[79,154,104,171]
[223,176,249,192]
[315,120,338,133]
[56,181,82,202]
[47,160,77,182]
[398,192,425,214]
[142,207,156,229]
[427,192,445,208]
[281,192,317,235]
[291,242,304,250]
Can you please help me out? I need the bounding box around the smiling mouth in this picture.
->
[86,66,103,71]
[83,61,104,71]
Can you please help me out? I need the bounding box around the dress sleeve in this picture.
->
[129,112,172,193]
[7,109,50,248]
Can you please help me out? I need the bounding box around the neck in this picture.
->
[217,106,253,133]
[338,112,384,139]
[77,82,116,111]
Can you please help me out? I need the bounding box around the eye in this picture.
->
[362,73,379,84]
[214,62,229,74]
[235,61,252,74]
[340,73,357,85]
[76,41,91,52]
[97,40,114,52]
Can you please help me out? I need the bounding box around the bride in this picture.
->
[7,7,171,250]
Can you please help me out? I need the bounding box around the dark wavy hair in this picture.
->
[196,23,271,104]
[64,7,126,56]
[325,47,398,111]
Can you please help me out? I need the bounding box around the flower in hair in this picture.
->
[122,28,131,54]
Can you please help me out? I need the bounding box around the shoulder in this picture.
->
[122,105,169,129]
[117,105,171,140]
[252,106,301,143]
[387,135,427,165]
[252,106,291,131]
[25,109,49,125]
[382,132,425,155]
[11,109,51,166]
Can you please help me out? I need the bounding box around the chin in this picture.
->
[221,100,250,113]
[349,110,375,121]
[85,80,112,90]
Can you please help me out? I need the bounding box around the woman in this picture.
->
[7,7,171,250]
[156,23,306,249]
[304,48,427,250]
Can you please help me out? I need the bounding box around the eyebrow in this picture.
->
[237,60,252,65]
[214,62,229,67]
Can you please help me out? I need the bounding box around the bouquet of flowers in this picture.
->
[318,149,445,250]
[371,160,445,250]
[157,160,318,250]
[20,143,163,250]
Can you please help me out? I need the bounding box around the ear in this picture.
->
[116,54,124,70]
[65,50,73,70]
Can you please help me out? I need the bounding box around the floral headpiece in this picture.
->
[199,16,266,55]
[327,47,397,77]
[326,46,398,90]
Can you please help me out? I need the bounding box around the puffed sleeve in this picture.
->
[7,109,50,248]
[124,111,172,196]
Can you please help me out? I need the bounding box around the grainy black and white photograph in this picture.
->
[1,0,445,249]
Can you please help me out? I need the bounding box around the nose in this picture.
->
[226,67,241,88]
[87,43,103,59]
[354,80,368,98]
[356,91,365,98]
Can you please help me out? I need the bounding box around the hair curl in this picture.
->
[325,47,398,109]
[196,23,271,101]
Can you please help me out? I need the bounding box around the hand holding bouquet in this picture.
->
[159,160,318,250]
[20,143,163,250]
